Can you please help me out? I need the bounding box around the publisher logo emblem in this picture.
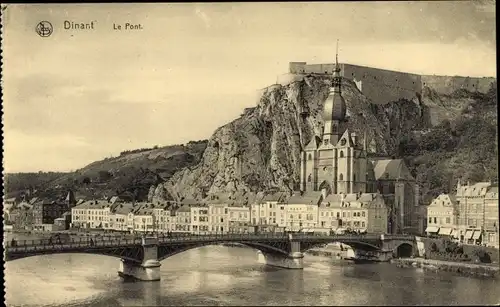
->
[36,21,53,37]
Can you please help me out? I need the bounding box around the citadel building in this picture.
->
[299,51,419,234]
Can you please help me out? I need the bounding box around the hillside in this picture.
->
[5,76,497,205]
[4,140,208,201]
[155,75,497,203]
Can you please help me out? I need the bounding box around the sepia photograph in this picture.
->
[2,2,498,306]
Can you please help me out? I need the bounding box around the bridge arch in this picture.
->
[395,243,414,258]
[299,239,381,254]
[157,241,290,262]
[5,246,144,263]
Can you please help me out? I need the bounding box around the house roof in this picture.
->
[204,193,232,205]
[112,202,135,215]
[17,201,33,210]
[176,205,191,212]
[371,159,414,181]
[485,185,499,198]
[457,182,492,197]
[320,192,383,209]
[428,194,457,208]
[109,196,122,204]
[73,200,114,210]
[287,191,322,205]
[261,191,288,203]
[181,198,199,206]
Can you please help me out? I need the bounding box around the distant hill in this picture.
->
[4,140,208,202]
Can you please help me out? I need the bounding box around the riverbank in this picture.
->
[391,257,499,278]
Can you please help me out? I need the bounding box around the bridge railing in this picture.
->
[4,236,144,253]
[5,232,415,253]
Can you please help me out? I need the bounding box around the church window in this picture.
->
[353,174,356,182]
[308,174,312,182]
[332,125,338,133]
[308,154,312,161]
[339,151,344,158]
[324,139,328,145]
[341,139,346,146]
[339,173,344,181]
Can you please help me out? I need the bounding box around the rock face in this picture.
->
[155,75,432,201]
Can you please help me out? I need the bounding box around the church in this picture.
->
[298,49,419,234]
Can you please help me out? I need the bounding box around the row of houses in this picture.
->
[425,181,499,248]
[70,190,389,234]
[4,196,73,232]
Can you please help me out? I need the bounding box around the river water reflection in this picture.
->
[5,245,500,306]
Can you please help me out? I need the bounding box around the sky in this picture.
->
[2,2,496,173]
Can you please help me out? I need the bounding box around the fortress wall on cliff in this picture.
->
[421,75,496,95]
[341,64,422,105]
[289,62,495,104]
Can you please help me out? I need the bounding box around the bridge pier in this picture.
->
[118,236,161,281]
[257,251,304,269]
[118,259,161,281]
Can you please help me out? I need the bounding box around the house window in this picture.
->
[433,217,437,224]
[339,173,344,181]
[362,211,365,217]
[446,217,450,224]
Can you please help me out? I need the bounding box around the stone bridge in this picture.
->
[4,233,417,281]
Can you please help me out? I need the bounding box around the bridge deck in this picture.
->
[5,233,414,256]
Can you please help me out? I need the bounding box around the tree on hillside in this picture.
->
[98,171,113,182]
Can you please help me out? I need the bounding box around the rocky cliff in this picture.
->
[155,75,433,201]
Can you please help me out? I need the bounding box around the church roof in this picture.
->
[337,129,354,147]
[304,135,320,150]
[371,159,414,181]
[323,90,347,122]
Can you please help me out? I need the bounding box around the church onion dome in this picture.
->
[323,91,347,121]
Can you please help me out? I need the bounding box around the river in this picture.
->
[5,245,500,306]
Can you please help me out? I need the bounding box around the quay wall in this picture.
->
[392,257,499,278]
[419,237,499,264]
